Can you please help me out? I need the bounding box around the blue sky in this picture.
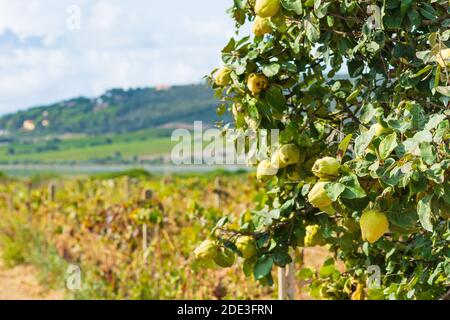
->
[0,0,242,115]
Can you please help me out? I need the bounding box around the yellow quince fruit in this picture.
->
[253,16,272,36]
[215,67,232,87]
[194,240,218,261]
[255,0,281,18]
[214,247,236,268]
[235,236,257,258]
[247,73,269,94]
[312,157,341,180]
[256,159,278,182]
[360,209,389,244]
[308,181,334,213]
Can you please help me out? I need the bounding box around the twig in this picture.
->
[341,103,364,127]
[328,13,364,23]
[421,14,450,26]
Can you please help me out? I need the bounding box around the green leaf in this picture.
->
[341,197,370,211]
[339,174,367,199]
[355,126,376,156]
[412,65,432,78]
[408,10,422,27]
[405,102,426,130]
[337,134,352,160]
[359,103,376,124]
[419,142,435,165]
[367,288,385,300]
[247,102,260,121]
[222,38,236,53]
[378,133,398,160]
[419,5,437,21]
[298,267,315,280]
[443,181,450,205]
[233,0,247,10]
[400,0,413,19]
[272,248,292,267]
[319,264,339,278]
[409,174,428,195]
[426,164,445,184]
[262,63,280,78]
[425,114,446,131]
[412,130,433,143]
[388,209,418,233]
[433,65,441,92]
[254,255,274,280]
[417,194,434,232]
[403,130,432,153]
[279,198,294,215]
[265,85,287,114]
[345,89,360,102]
[281,0,303,15]
[243,258,255,278]
[366,41,381,53]
[384,15,402,29]
[362,242,370,256]
[324,182,346,201]
[436,86,450,97]
[215,216,228,228]
[347,60,364,77]
[304,14,320,42]
[314,0,330,19]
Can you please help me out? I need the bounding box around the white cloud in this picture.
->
[0,0,237,115]
[89,2,123,31]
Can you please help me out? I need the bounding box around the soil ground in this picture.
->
[0,250,63,300]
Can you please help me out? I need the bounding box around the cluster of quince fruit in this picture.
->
[252,0,280,36]
[308,156,389,243]
[256,143,303,182]
[307,157,341,214]
[214,66,269,96]
[214,0,283,95]
[193,236,257,268]
[257,150,390,244]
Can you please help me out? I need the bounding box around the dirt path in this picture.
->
[0,251,64,300]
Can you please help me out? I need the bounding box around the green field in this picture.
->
[0,128,174,164]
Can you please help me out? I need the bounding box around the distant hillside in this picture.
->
[0,84,224,136]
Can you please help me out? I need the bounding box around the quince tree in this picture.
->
[203,0,450,300]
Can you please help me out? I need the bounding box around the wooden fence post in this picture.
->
[47,183,56,236]
[6,194,13,213]
[48,183,56,202]
[279,248,298,300]
[286,260,296,300]
[125,177,131,202]
[214,177,221,208]
[142,224,148,263]
[278,267,287,300]
[141,189,152,264]
[26,180,32,221]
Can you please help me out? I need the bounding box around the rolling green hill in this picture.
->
[0,84,226,165]
[0,84,223,136]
